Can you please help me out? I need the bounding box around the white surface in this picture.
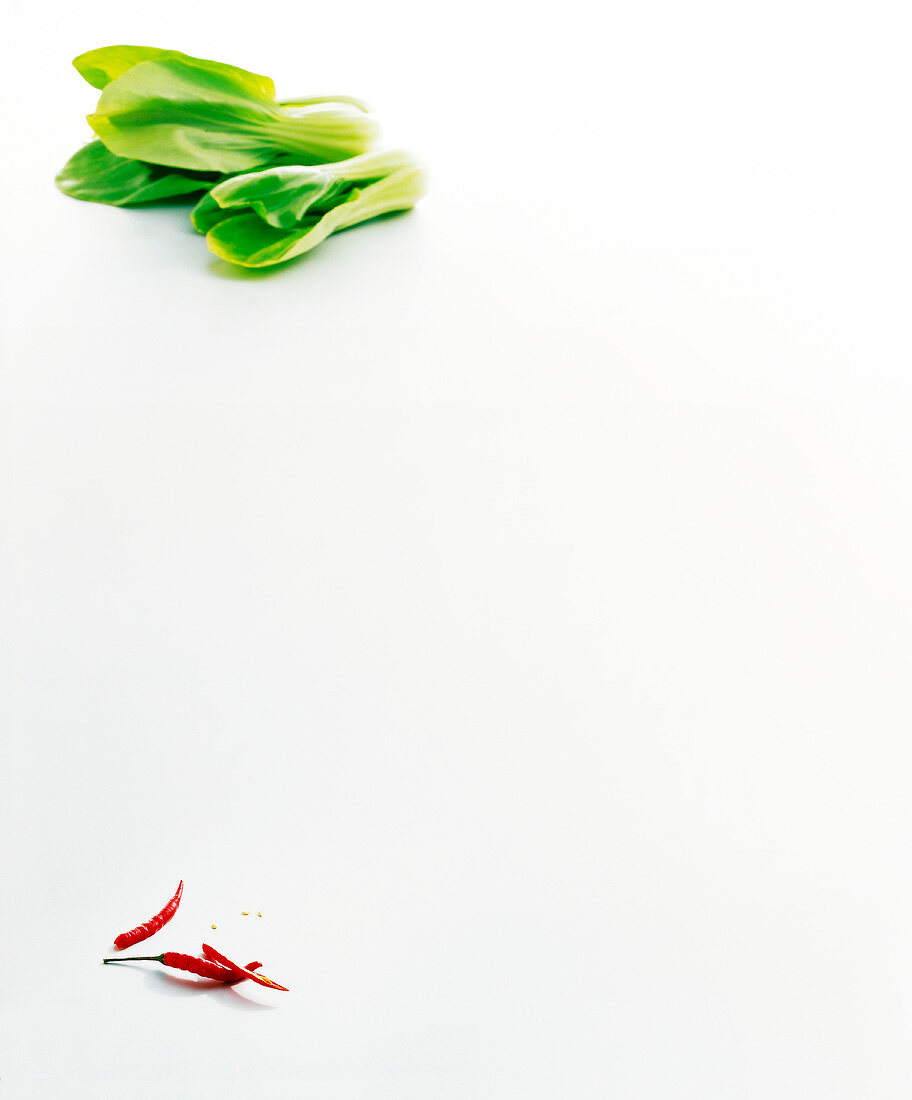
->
[2,0,912,1095]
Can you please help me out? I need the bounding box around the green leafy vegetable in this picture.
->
[56,139,219,205]
[57,46,424,271]
[86,57,378,172]
[192,150,426,267]
[72,45,276,98]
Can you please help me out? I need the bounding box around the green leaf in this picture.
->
[197,150,417,226]
[197,167,335,229]
[87,58,379,173]
[189,191,246,233]
[201,154,426,267]
[206,212,327,266]
[56,139,219,206]
[73,45,275,99]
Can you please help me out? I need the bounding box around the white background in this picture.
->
[2,0,912,1095]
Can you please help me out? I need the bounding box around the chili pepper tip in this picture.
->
[112,880,184,951]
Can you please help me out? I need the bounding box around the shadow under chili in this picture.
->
[105,963,276,1009]
[148,971,275,1009]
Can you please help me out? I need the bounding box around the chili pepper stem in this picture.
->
[103,955,165,964]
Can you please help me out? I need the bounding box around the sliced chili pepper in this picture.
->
[224,961,263,983]
[114,880,184,950]
[201,942,289,991]
[103,952,262,982]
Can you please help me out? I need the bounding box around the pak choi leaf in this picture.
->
[73,44,276,99]
[87,57,379,172]
[194,151,426,267]
[56,139,219,206]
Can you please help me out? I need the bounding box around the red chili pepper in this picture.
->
[114,880,184,950]
[103,953,262,982]
[201,943,289,991]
